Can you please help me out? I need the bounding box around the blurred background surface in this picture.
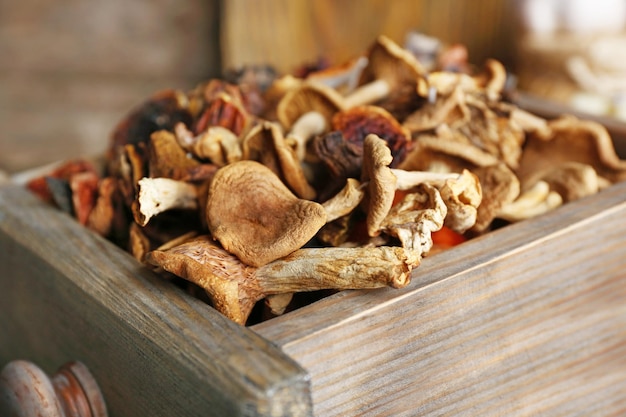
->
[2,0,626,174]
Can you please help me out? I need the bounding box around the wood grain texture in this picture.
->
[220,0,516,74]
[253,181,626,416]
[0,184,312,417]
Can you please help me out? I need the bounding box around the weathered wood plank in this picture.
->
[0,184,312,417]
[253,181,626,416]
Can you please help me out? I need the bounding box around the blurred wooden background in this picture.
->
[0,0,517,174]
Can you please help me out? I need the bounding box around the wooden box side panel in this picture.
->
[0,185,312,417]
[254,182,626,416]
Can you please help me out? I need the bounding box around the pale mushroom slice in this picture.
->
[276,81,346,160]
[516,115,626,187]
[175,122,242,167]
[438,169,482,234]
[133,177,199,227]
[146,235,416,324]
[381,182,447,259]
[497,180,563,223]
[306,55,369,94]
[206,160,327,267]
[242,120,316,200]
[343,35,429,108]
[399,128,500,174]
[472,59,508,101]
[538,161,604,203]
[402,85,470,134]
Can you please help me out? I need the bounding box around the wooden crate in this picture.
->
[1,100,626,416]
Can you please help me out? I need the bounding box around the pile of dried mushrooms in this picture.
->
[26,35,626,325]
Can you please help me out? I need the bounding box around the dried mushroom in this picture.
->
[381,183,447,258]
[497,181,563,222]
[242,121,316,199]
[539,162,603,203]
[206,160,327,267]
[470,163,520,233]
[146,235,415,324]
[133,177,199,227]
[306,55,369,94]
[517,115,626,187]
[344,35,428,107]
[276,81,345,160]
[333,105,411,166]
[361,134,398,237]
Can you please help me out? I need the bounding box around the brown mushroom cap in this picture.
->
[276,81,346,131]
[206,160,327,267]
[242,121,317,199]
[345,35,428,108]
[332,105,411,166]
[362,134,398,237]
[516,115,626,187]
[351,35,429,104]
[470,162,521,233]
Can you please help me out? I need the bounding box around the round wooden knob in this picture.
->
[0,360,108,417]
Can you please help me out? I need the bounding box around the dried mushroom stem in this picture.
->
[257,246,415,291]
[264,293,294,316]
[343,78,393,108]
[497,181,563,222]
[146,236,416,324]
[390,169,460,190]
[134,177,198,226]
[285,111,327,160]
[321,178,365,222]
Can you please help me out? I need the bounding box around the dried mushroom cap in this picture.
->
[402,85,469,134]
[473,59,507,101]
[276,81,345,130]
[538,161,602,203]
[262,74,303,117]
[149,130,200,180]
[439,169,482,233]
[427,71,479,96]
[362,134,398,237]
[186,125,242,167]
[399,130,499,173]
[332,105,411,166]
[344,35,428,108]
[516,115,626,187]
[470,162,521,233]
[306,55,369,94]
[109,89,191,151]
[497,180,563,222]
[382,183,447,258]
[206,160,327,267]
[146,235,416,324]
[242,121,316,199]
[146,235,261,324]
